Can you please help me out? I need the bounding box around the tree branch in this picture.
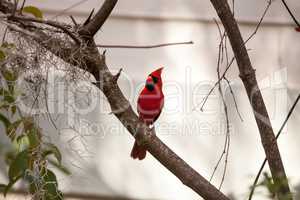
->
[280,0,300,28]
[209,0,292,199]
[248,94,300,200]
[0,0,231,199]
[8,188,138,200]
[95,54,230,200]
[8,15,80,44]
[96,41,193,49]
[78,0,118,38]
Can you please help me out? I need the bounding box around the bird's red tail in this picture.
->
[130,141,146,160]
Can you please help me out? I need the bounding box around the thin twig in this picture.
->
[9,15,80,44]
[96,41,193,49]
[79,0,118,37]
[244,0,272,44]
[196,0,272,112]
[193,58,234,112]
[19,0,26,14]
[7,23,41,40]
[8,188,137,200]
[44,66,58,130]
[112,68,122,82]
[12,0,18,16]
[248,94,300,200]
[210,0,292,196]
[52,0,89,19]
[208,19,230,189]
[224,77,243,121]
[1,26,8,44]
[216,34,230,192]
[280,0,300,28]
[83,8,95,26]
[69,15,78,26]
[0,0,231,199]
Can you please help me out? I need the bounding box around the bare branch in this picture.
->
[83,8,95,26]
[96,41,193,49]
[248,94,300,200]
[112,68,122,83]
[224,77,243,121]
[196,0,271,112]
[192,58,234,112]
[8,188,137,200]
[215,22,230,190]
[280,0,300,28]
[0,1,231,199]
[52,0,89,19]
[209,0,292,199]
[79,0,118,38]
[19,0,26,14]
[8,15,81,44]
[1,26,8,44]
[69,15,78,26]
[244,0,272,44]
[205,18,231,190]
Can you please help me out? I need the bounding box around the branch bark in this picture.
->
[248,94,300,200]
[0,1,230,199]
[78,0,118,38]
[209,0,292,199]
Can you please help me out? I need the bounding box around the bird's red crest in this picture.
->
[151,67,163,77]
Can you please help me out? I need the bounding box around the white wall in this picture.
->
[2,1,300,200]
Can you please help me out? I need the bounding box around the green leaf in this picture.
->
[2,70,17,82]
[11,105,17,116]
[4,150,16,165]
[48,158,71,175]
[16,134,30,151]
[7,119,23,141]
[0,113,14,140]
[43,169,63,200]
[0,88,14,104]
[23,6,43,19]
[0,113,11,130]
[7,81,15,94]
[3,175,22,197]
[1,42,15,49]
[23,117,35,131]
[3,95,15,103]
[0,49,6,61]
[0,103,10,111]
[27,129,40,148]
[8,150,29,181]
[46,190,63,200]
[23,171,37,194]
[0,183,6,193]
[26,168,63,200]
[43,143,62,164]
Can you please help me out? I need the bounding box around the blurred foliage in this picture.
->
[22,6,43,19]
[250,172,296,200]
[0,40,69,199]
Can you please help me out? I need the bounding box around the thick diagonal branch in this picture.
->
[209,0,291,199]
[78,0,118,37]
[0,0,230,199]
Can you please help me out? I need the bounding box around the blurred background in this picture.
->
[1,0,300,199]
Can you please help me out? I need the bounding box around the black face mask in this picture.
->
[151,75,158,83]
[145,82,155,91]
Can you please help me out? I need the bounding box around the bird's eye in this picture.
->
[151,75,158,83]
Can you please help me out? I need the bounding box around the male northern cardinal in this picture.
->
[130,67,164,160]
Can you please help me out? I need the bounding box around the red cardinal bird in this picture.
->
[130,67,164,160]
